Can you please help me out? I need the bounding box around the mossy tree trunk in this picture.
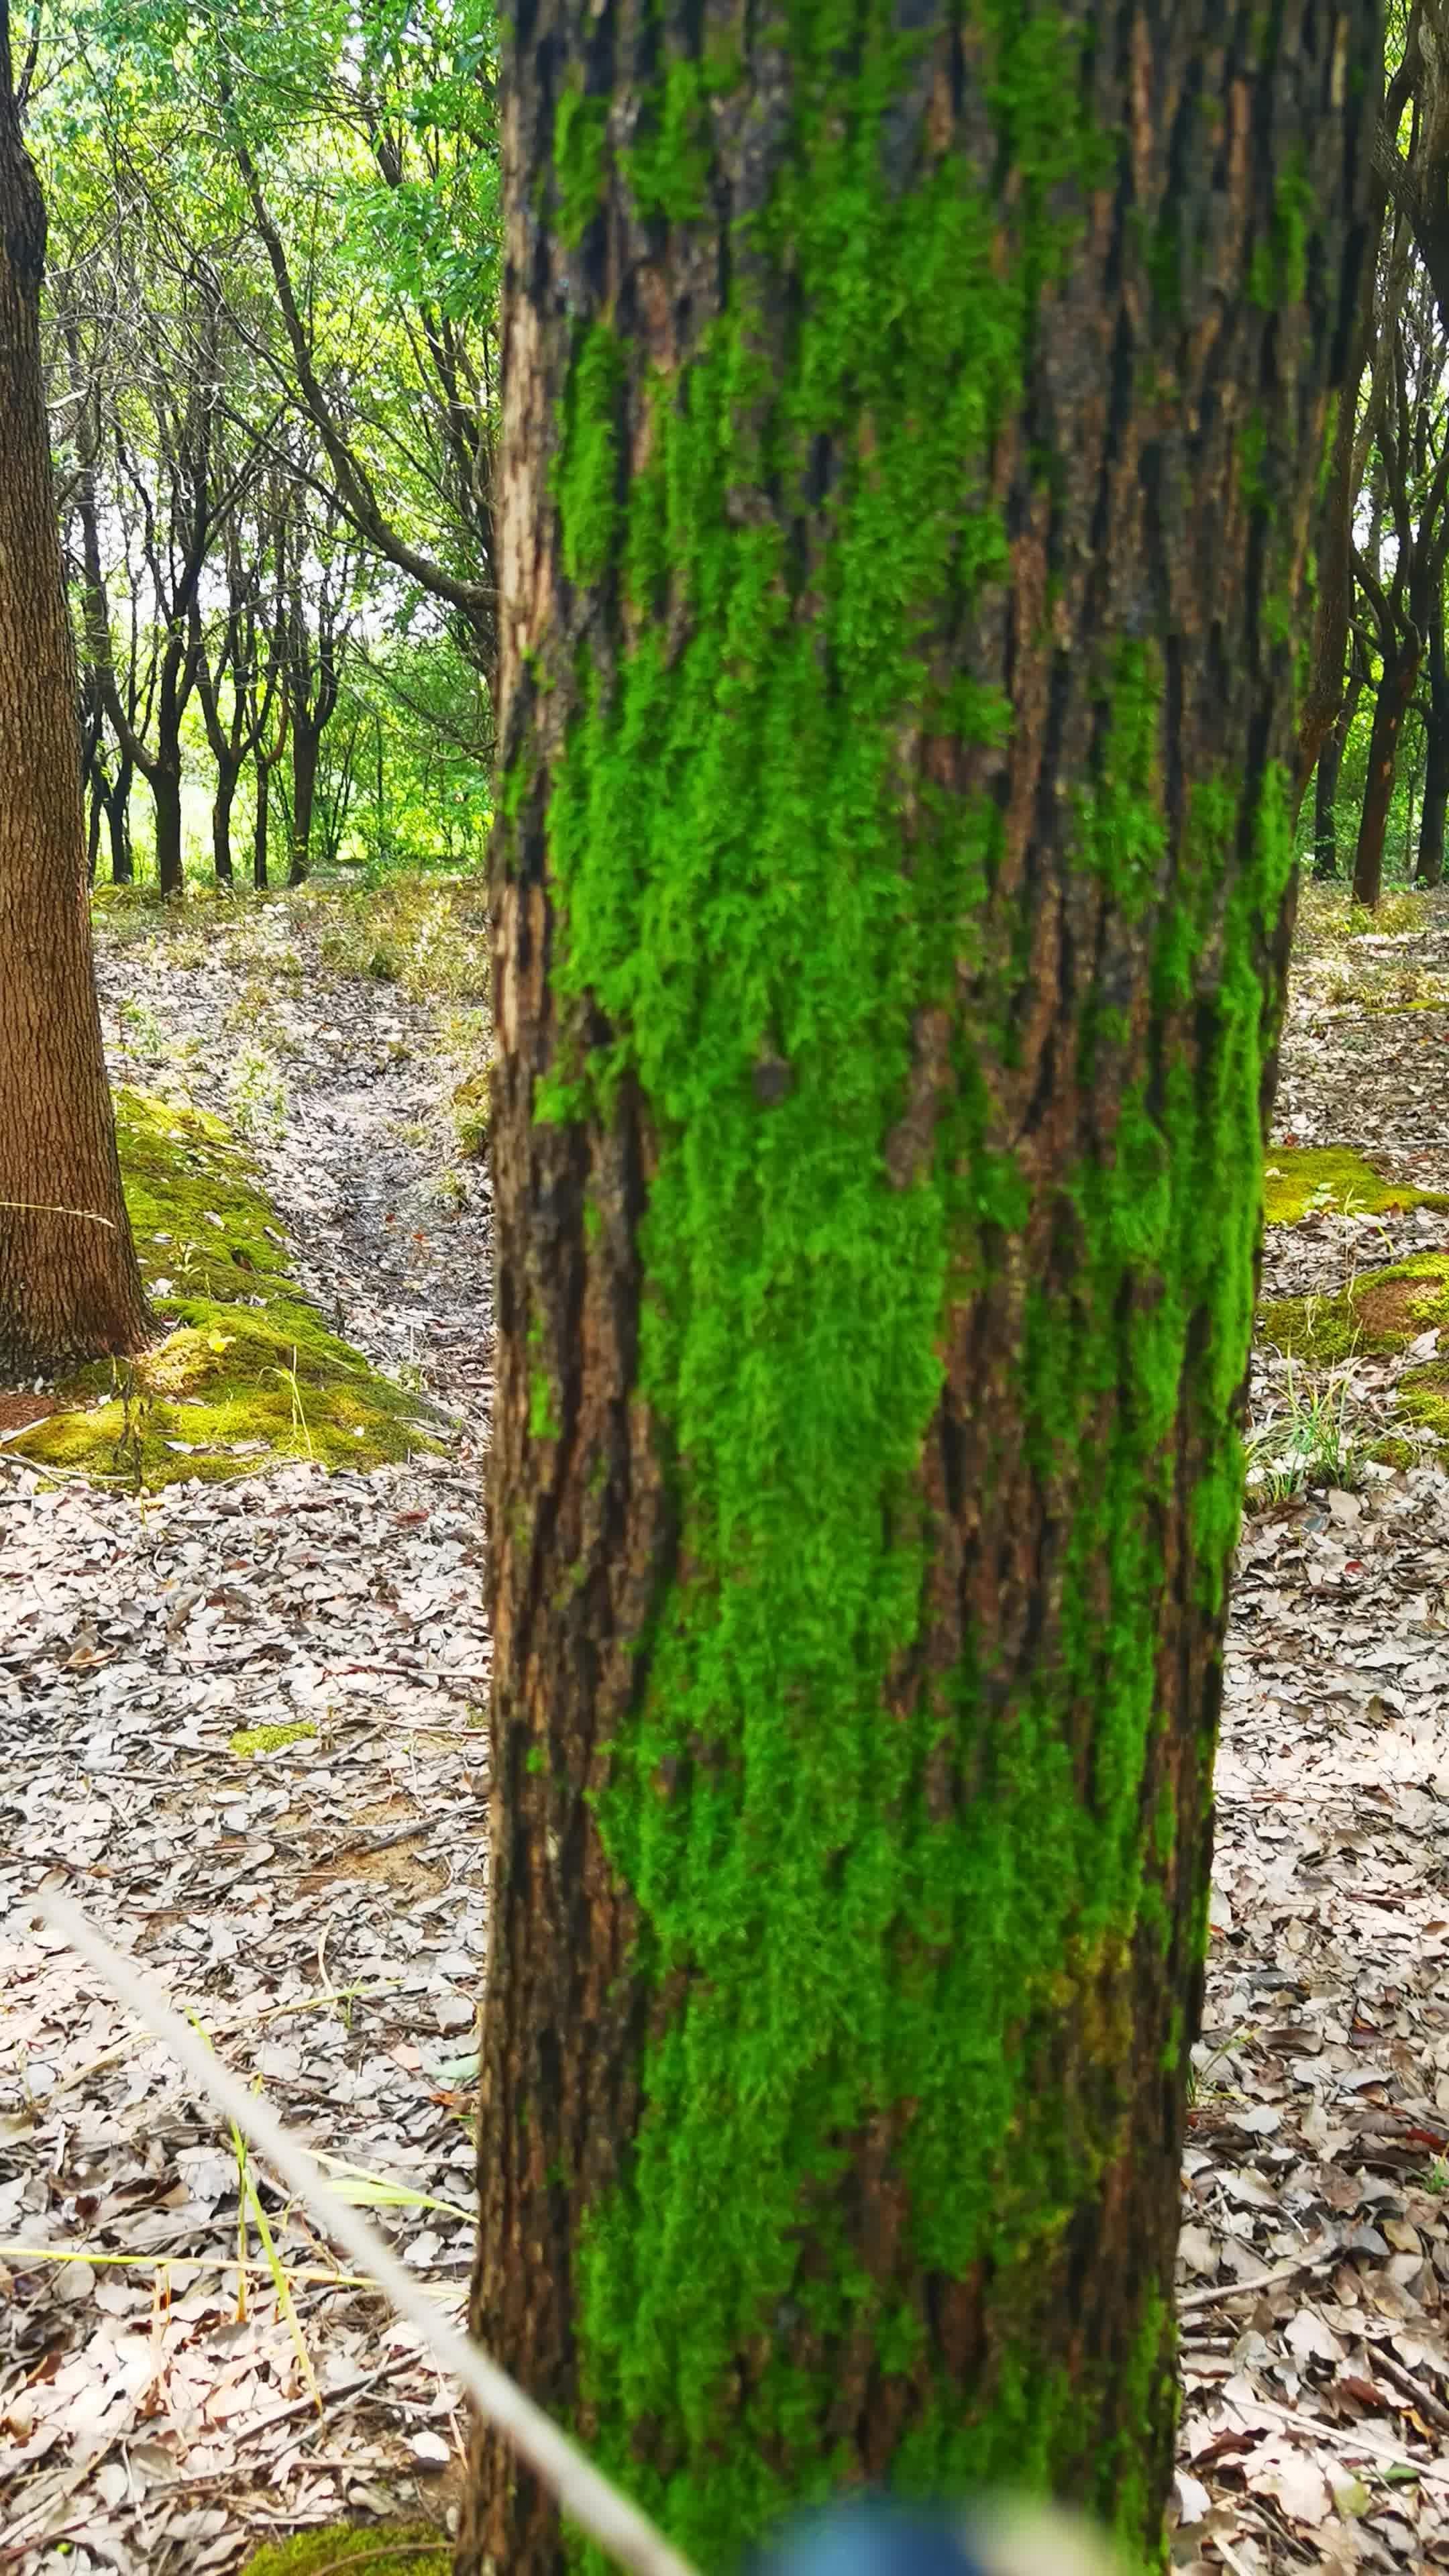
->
[462,8,1379,2574]
[0,5,150,1379]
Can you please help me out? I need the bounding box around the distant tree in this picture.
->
[0,1,149,1379]
[462,7,1380,2575]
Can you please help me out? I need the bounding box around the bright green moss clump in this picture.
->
[15,1089,438,1489]
[239,2524,447,2576]
[1263,1144,1449,1228]
[229,1719,317,1758]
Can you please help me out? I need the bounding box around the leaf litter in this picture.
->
[3,885,1449,2573]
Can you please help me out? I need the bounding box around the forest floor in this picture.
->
[1,877,1449,2575]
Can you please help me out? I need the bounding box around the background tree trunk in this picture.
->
[151,757,185,897]
[103,753,134,885]
[462,6,1379,2572]
[1353,633,1421,906]
[1417,612,1449,883]
[289,717,319,885]
[212,756,239,885]
[0,5,150,1378]
[253,753,272,890]
[1311,650,1366,880]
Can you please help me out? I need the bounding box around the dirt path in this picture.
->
[2,888,1448,2574]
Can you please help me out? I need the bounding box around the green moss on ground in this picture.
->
[230,1719,318,1758]
[15,1088,439,1489]
[1260,1251,1449,1364]
[1395,1362,1449,1446]
[238,2524,448,2576]
[1263,1144,1449,1227]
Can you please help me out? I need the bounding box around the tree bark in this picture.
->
[253,753,272,890]
[1311,650,1366,880]
[212,757,238,885]
[103,755,134,885]
[1418,612,1449,884]
[462,7,1379,2571]
[290,717,319,885]
[1353,633,1422,906]
[152,761,185,898]
[0,8,150,1379]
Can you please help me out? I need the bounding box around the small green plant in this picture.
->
[228,1042,288,1142]
[117,996,165,1057]
[270,1348,314,1458]
[1244,1356,1361,1502]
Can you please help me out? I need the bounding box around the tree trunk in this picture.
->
[1311,661,1365,881]
[1418,617,1449,886]
[104,758,133,885]
[461,7,1379,2572]
[290,716,318,885]
[212,755,238,886]
[0,11,150,1379]
[85,771,103,885]
[1353,635,1421,908]
[254,754,271,890]
[152,761,185,898]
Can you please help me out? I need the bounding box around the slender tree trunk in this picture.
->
[1312,732,1344,879]
[290,718,318,885]
[1311,661,1365,881]
[1418,617,1449,886]
[254,755,271,890]
[105,759,134,885]
[0,11,150,1378]
[1353,635,1421,908]
[85,773,103,885]
[152,761,185,898]
[212,756,239,885]
[461,7,1379,2572]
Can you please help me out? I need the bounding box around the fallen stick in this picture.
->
[37,1885,702,2576]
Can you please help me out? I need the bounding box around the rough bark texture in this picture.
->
[0,11,150,1379]
[463,8,1379,2573]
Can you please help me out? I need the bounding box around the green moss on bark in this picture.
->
[478,0,1379,2564]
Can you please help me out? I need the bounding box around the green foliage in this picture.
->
[1244,1362,1362,1501]
[13,1089,439,1488]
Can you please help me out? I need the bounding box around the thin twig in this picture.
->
[1178,2245,1340,2315]
[38,1888,702,2576]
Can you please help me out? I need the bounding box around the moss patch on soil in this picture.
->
[238,2524,448,2576]
[13,1088,439,1489]
[230,1719,318,1758]
[1263,1144,1449,1228]
[1260,1251,1449,1366]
